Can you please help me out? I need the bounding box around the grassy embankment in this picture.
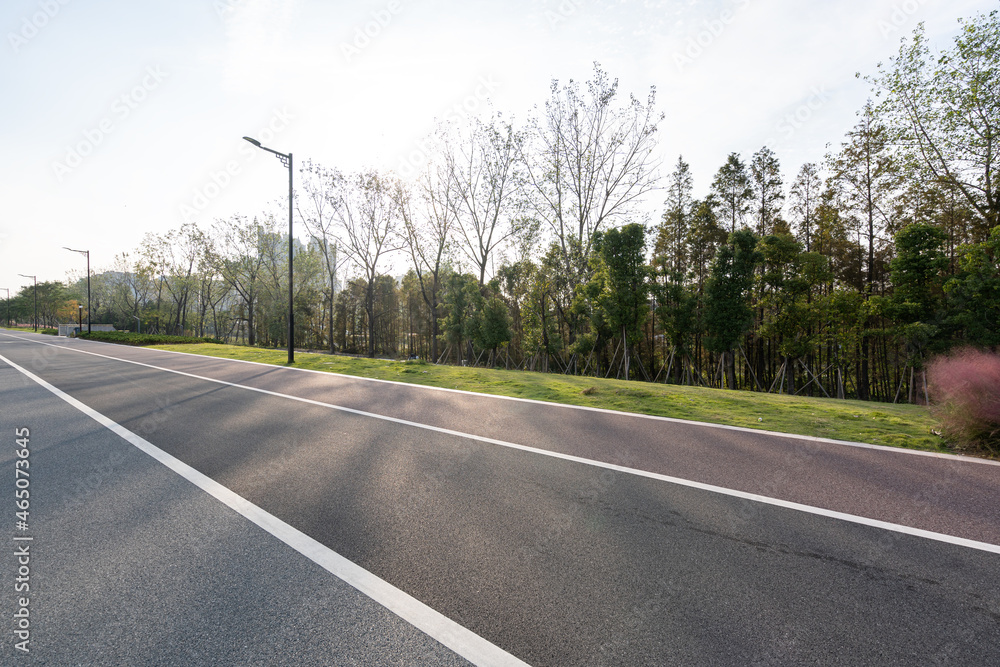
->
[147,342,947,454]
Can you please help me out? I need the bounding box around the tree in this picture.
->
[524,62,662,277]
[829,102,901,399]
[655,156,694,281]
[470,292,512,366]
[704,229,759,389]
[711,153,752,234]
[211,215,280,346]
[944,224,1000,347]
[591,223,650,379]
[439,272,479,365]
[790,163,822,252]
[448,115,526,286]
[869,11,999,232]
[750,147,785,236]
[298,159,344,353]
[335,170,404,357]
[891,223,949,324]
[395,158,457,364]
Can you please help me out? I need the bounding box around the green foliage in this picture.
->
[78,332,222,346]
[591,223,650,346]
[890,222,948,323]
[869,9,999,229]
[704,229,760,355]
[710,152,752,233]
[945,225,1000,347]
[470,293,512,356]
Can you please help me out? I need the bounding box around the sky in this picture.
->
[1,0,995,297]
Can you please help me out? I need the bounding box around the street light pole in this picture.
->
[243,136,295,364]
[17,275,37,332]
[1,288,9,328]
[64,247,91,334]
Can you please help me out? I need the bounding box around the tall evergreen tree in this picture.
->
[705,229,760,389]
[750,147,785,237]
[710,152,752,234]
[790,163,822,252]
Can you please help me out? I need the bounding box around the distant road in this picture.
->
[2,330,998,665]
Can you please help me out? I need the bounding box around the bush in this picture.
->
[927,348,1000,456]
[78,332,222,346]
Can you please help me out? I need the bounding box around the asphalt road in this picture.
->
[2,331,998,665]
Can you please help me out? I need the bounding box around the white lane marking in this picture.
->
[0,352,531,667]
[4,334,1000,555]
[6,330,995,467]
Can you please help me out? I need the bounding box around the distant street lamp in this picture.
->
[64,247,91,334]
[17,275,37,332]
[1,288,9,327]
[243,136,294,363]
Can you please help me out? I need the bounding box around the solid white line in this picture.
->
[4,333,1000,554]
[7,329,995,467]
[0,352,532,667]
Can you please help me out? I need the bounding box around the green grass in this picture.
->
[146,342,953,455]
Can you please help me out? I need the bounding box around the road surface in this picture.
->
[2,330,998,665]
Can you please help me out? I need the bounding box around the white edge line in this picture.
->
[0,352,532,667]
[28,331,998,468]
[5,334,1000,555]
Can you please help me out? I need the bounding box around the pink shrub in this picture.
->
[927,348,1000,456]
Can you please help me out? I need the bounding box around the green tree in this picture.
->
[891,223,949,324]
[656,156,694,281]
[790,163,822,252]
[945,224,1000,347]
[869,11,999,231]
[711,152,752,234]
[828,102,900,399]
[750,147,785,236]
[591,223,649,379]
[439,272,479,365]
[704,229,760,389]
[470,292,512,366]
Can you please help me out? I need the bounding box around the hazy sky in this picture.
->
[1,0,994,296]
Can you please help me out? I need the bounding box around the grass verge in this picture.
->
[146,343,952,455]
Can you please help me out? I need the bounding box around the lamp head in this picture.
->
[243,136,261,147]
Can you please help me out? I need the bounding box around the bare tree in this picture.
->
[334,169,404,357]
[447,114,526,286]
[523,62,663,275]
[394,159,457,363]
[298,159,343,353]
